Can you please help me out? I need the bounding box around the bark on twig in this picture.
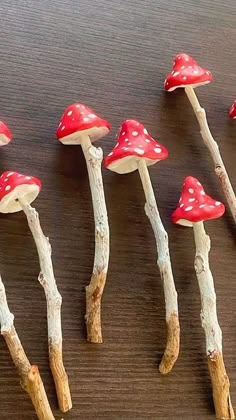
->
[19,198,72,413]
[138,160,180,374]
[185,86,236,224]
[81,136,109,344]
[193,221,234,419]
[0,275,55,420]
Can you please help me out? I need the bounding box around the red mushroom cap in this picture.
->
[172,176,225,227]
[0,171,41,213]
[104,119,168,174]
[229,101,236,119]
[164,53,212,92]
[56,103,110,145]
[0,121,12,146]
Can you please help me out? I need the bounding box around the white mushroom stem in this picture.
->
[138,159,179,374]
[185,86,236,224]
[18,197,72,413]
[0,275,55,420]
[193,221,234,419]
[81,135,109,344]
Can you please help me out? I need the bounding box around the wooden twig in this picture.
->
[138,159,180,374]
[0,275,55,420]
[185,86,236,224]
[193,221,234,419]
[81,136,110,344]
[19,198,72,413]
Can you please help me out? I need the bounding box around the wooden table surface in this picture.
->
[0,0,235,419]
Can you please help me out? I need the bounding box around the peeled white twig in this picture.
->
[81,136,109,344]
[0,275,55,420]
[185,86,236,224]
[138,159,180,374]
[18,198,72,413]
[193,221,234,419]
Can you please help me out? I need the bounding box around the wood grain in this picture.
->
[0,0,235,418]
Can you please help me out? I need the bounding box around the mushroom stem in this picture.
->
[185,86,236,224]
[0,275,55,420]
[138,159,180,374]
[81,135,109,344]
[18,197,72,413]
[193,221,234,419]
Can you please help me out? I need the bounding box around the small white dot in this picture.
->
[200,190,205,195]
[67,110,73,116]
[180,203,184,208]
[183,76,187,81]
[199,204,206,208]
[84,117,89,122]
[121,132,126,136]
[124,138,129,142]
[178,56,181,60]
[197,181,201,186]
[26,176,31,180]
[185,206,193,211]
[185,57,189,61]
[171,70,175,75]
[188,188,194,194]
[114,143,119,148]
[189,66,193,69]
[173,71,179,77]
[180,65,185,70]
[193,70,199,74]
[108,152,113,156]
[134,147,144,155]
[154,147,162,153]
[6,172,14,177]
[132,131,138,136]
[4,179,8,182]
[76,104,81,108]
[145,139,151,143]
[206,71,211,75]
[179,197,182,203]
[88,114,96,118]
[215,201,221,206]
[123,147,129,151]
[59,122,62,127]
[189,198,195,202]
[210,205,215,208]
[128,142,132,146]
[5,185,11,191]
[143,128,148,135]
[61,126,65,131]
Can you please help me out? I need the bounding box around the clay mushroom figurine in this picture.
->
[0,275,55,420]
[165,53,236,225]
[172,176,234,420]
[229,101,236,119]
[104,119,180,374]
[0,121,12,146]
[0,171,72,413]
[56,103,110,344]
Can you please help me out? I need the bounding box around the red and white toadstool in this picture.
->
[0,121,12,146]
[0,171,72,413]
[105,119,180,375]
[172,176,234,420]
[0,275,55,420]
[229,100,236,119]
[56,103,110,344]
[165,53,236,225]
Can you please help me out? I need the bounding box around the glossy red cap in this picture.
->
[164,53,212,92]
[0,171,41,213]
[172,176,225,227]
[229,101,236,119]
[56,103,110,144]
[104,119,168,174]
